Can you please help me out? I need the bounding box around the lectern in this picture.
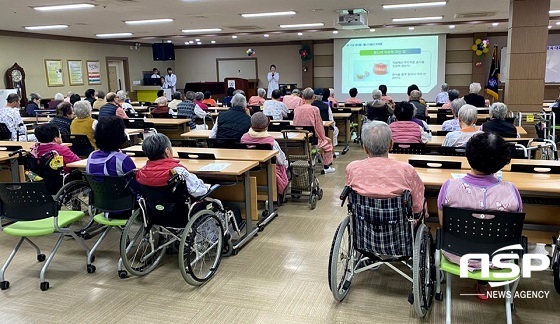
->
[224,78,249,96]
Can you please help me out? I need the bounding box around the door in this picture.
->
[105,57,131,93]
[108,65,118,92]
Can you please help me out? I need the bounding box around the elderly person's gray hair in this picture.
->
[231,93,247,107]
[29,93,41,101]
[490,102,508,120]
[469,82,482,94]
[155,96,168,105]
[292,89,300,95]
[54,93,64,101]
[116,90,128,101]
[233,89,245,96]
[361,121,392,157]
[142,133,172,161]
[185,91,195,101]
[410,90,422,100]
[257,88,266,98]
[441,83,449,92]
[66,91,73,97]
[372,89,382,100]
[302,88,315,100]
[458,104,478,126]
[73,101,92,119]
[97,90,106,99]
[194,92,204,101]
[450,98,466,118]
[448,89,460,101]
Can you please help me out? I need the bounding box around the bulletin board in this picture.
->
[216,58,258,82]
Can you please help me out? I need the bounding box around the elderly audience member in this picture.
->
[31,124,80,173]
[263,89,289,120]
[99,92,128,119]
[379,84,394,108]
[202,91,217,107]
[440,89,460,110]
[26,92,42,117]
[151,96,170,117]
[64,91,73,103]
[409,90,427,118]
[194,92,208,111]
[344,87,362,105]
[366,89,392,123]
[210,93,251,140]
[70,94,81,105]
[240,112,289,196]
[480,102,518,138]
[222,87,235,107]
[438,132,522,299]
[441,98,466,132]
[283,89,303,110]
[71,101,97,148]
[389,101,428,144]
[92,90,106,110]
[293,88,335,173]
[328,88,338,108]
[312,88,339,147]
[442,104,482,147]
[168,92,183,111]
[85,89,96,106]
[175,91,208,130]
[50,102,74,135]
[464,82,485,107]
[48,93,64,110]
[117,90,136,116]
[436,83,450,105]
[248,88,267,106]
[346,121,425,214]
[0,93,29,141]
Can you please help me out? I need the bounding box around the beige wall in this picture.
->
[174,45,302,90]
[0,35,165,99]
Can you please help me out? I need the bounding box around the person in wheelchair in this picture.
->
[136,133,210,197]
[437,132,522,299]
[31,124,81,174]
[346,120,426,217]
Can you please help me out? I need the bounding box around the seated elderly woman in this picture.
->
[48,92,64,110]
[440,89,460,110]
[194,92,209,111]
[240,112,289,196]
[389,101,428,144]
[168,92,183,111]
[202,91,217,107]
[283,89,303,110]
[151,96,170,117]
[441,98,466,132]
[248,88,266,106]
[222,87,235,107]
[263,89,289,120]
[438,132,522,299]
[116,90,136,116]
[346,121,425,215]
[365,89,392,122]
[435,83,450,105]
[136,133,209,197]
[293,87,335,173]
[480,102,518,138]
[210,93,251,141]
[463,82,485,107]
[70,100,98,148]
[442,104,482,147]
[344,87,363,105]
[50,102,74,135]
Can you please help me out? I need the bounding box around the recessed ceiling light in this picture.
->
[297,32,303,36]
[125,18,173,25]
[370,28,376,32]
[195,38,200,42]
[549,25,553,29]
[211,40,216,44]
[181,28,222,33]
[550,10,560,14]
[280,23,324,28]
[556,21,560,25]
[449,25,456,29]
[408,27,415,30]
[184,42,190,45]
[96,33,132,38]
[241,11,296,18]
[393,16,443,22]
[166,40,172,43]
[189,40,194,44]
[492,22,499,27]
[332,30,339,34]
[383,1,446,9]
[25,25,69,30]
[232,35,238,38]
[264,34,270,37]
[197,41,202,45]
[33,3,94,11]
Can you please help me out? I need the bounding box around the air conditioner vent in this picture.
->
[454,12,497,19]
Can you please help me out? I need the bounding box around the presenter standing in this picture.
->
[164,67,177,93]
[267,64,279,99]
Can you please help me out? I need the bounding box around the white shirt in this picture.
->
[0,106,27,141]
[267,72,279,98]
[151,73,160,79]
[164,73,177,92]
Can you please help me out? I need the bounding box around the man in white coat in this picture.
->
[164,67,177,93]
[267,64,279,99]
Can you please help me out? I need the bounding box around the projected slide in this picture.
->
[341,35,439,95]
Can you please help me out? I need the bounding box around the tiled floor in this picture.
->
[1,144,559,323]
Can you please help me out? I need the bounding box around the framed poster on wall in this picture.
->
[45,59,64,87]
[87,60,101,85]
[67,60,84,85]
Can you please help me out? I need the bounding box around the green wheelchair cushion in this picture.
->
[3,211,85,237]
[93,213,128,226]
[440,252,520,281]
[350,122,359,127]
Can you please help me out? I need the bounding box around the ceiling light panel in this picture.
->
[125,18,173,25]
[33,3,94,11]
[25,25,68,30]
[182,28,222,33]
[393,16,443,22]
[383,1,446,9]
[280,23,324,28]
[241,11,296,18]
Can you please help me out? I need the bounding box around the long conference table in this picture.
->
[428,124,528,135]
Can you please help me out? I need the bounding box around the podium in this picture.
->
[224,78,249,96]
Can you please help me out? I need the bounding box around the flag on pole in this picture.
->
[486,45,500,100]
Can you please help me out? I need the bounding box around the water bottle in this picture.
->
[428,130,433,140]
[25,171,43,182]
[496,170,503,181]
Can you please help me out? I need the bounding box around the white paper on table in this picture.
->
[451,173,466,179]
[285,132,298,139]
[198,163,231,172]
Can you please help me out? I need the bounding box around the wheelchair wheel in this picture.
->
[412,224,435,317]
[54,180,94,234]
[328,216,354,301]
[179,210,224,286]
[120,209,165,277]
[553,241,560,294]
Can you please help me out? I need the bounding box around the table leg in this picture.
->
[232,172,259,251]
[10,158,20,182]
[257,160,278,229]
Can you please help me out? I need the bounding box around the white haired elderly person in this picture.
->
[248,88,266,106]
[441,98,466,132]
[480,102,519,138]
[440,89,460,110]
[409,90,427,118]
[435,83,450,105]
[151,96,170,117]
[194,92,209,112]
[365,89,392,122]
[442,104,483,147]
[346,121,425,215]
[116,90,136,116]
[209,93,251,141]
[48,92,65,109]
[283,88,303,110]
[464,82,485,108]
[70,100,98,148]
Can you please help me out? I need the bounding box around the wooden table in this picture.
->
[429,124,528,136]
[22,117,50,123]
[67,157,261,253]
[180,130,308,142]
[332,112,352,150]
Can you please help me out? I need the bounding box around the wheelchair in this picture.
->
[119,173,242,286]
[328,187,435,318]
[553,231,560,294]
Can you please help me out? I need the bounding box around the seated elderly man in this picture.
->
[464,82,485,107]
[440,89,460,110]
[0,93,29,141]
[248,88,266,106]
[283,89,303,110]
[409,90,427,118]
[365,89,392,122]
[480,102,518,138]
[210,93,251,141]
[441,98,466,132]
[442,104,482,147]
[346,121,425,215]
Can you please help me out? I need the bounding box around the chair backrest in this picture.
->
[170,139,199,147]
[0,145,23,151]
[391,142,427,155]
[408,159,462,169]
[62,134,94,157]
[344,102,362,107]
[437,146,466,156]
[435,130,450,136]
[126,119,155,129]
[436,110,453,125]
[283,125,318,145]
[441,206,525,256]
[0,182,57,221]
[206,138,237,148]
[83,173,136,212]
[248,105,261,114]
[177,151,216,160]
[124,150,147,157]
[140,183,190,228]
[286,111,294,120]
[268,121,290,132]
[235,143,273,150]
[510,164,560,174]
[25,151,64,195]
[150,112,170,118]
[332,108,353,114]
[0,123,12,140]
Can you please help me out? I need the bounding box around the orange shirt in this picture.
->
[202,98,216,107]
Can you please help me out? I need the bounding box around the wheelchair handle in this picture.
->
[8,149,26,157]
[167,172,180,185]
[339,186,351,207]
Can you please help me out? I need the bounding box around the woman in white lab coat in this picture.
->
[267,64,279,99]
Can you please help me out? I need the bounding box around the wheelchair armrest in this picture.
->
[435,228,442,250]
[195,184,221,201]
[339,186,351,206]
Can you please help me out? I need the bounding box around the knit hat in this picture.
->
[251,112,269,132]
